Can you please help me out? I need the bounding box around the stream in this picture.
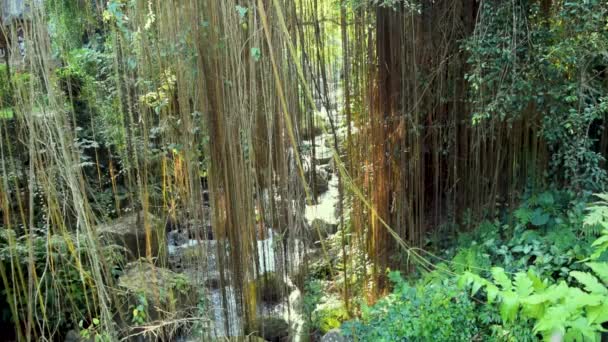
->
[170,132,340,341]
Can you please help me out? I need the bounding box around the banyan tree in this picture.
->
[0,0,607,340]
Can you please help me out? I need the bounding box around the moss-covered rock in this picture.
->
[252,316,289,342]
[117,262,196,323]
[98,211,163,261]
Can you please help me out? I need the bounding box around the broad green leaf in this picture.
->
[487,284,499,304]
[514,272,534,297]
[567,287,603,307]
[570,271,608,295]
[492,267,512,290]
[528,269,548,291]
[251,48,262,62]
[538,192,554,207]
[533,305,568,334]
[587,301,608,324]
[566,316,599,342]
[591,234,608,248]
[235,5,248,19]
[585,262,608,285]
[499,291,519,323]
[531,208,550,226]
[593,193,608,203]
[522,293,550,305]
[515,207,533,224]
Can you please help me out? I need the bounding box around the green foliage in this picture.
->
[340,190,606,340]
[79,317,111,342]
[459,211,608,341]
[345,0,420,12]
[0,230,125,333]
[0,64,10,108]
[466,0,608,190]
[459,190,595,279]
[313,297,349,334]
[130,293,148,325]
[47,0,98,53]
[303,280,348,335]
[342,273,480,341]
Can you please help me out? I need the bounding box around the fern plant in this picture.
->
[459,203,608,341]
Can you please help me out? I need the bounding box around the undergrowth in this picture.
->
[337,190,608,341]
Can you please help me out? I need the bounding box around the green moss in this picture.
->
[313,296,348,334]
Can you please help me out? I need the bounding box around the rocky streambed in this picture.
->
[94,130,342,342]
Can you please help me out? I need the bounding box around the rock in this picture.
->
[321,329,347,342]
[252,317,289,342]
[301,125,323,140]
[321,163,334,176]
[305,169,329,196]
[204,277,221,290]
[310,218,338,241]
[118,262,197,322]
[256,272,287,304]
[317,168,331,182]
[64,330,89,342]
[97,211,162,261]
[167,229,189,247]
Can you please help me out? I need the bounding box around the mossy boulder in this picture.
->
[251,317,289,342]
[117,262,196,323]
[98,211,163,261]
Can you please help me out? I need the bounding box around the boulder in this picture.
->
[305,170,329,196]
[117,262,197,323]
[64,330,93,342]
[257,272,288,304]
[252,317,289,342]
[97,211,162,261]
[321,163,334,176]
[321,329,347,342]
[310,218,338,241]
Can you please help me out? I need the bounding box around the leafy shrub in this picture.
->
[0,65,32,109]
[466,0,608,190]
[0,230,124,335]
[459,197,608,341]
[452,189,595,280]
[342,272,481,341]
